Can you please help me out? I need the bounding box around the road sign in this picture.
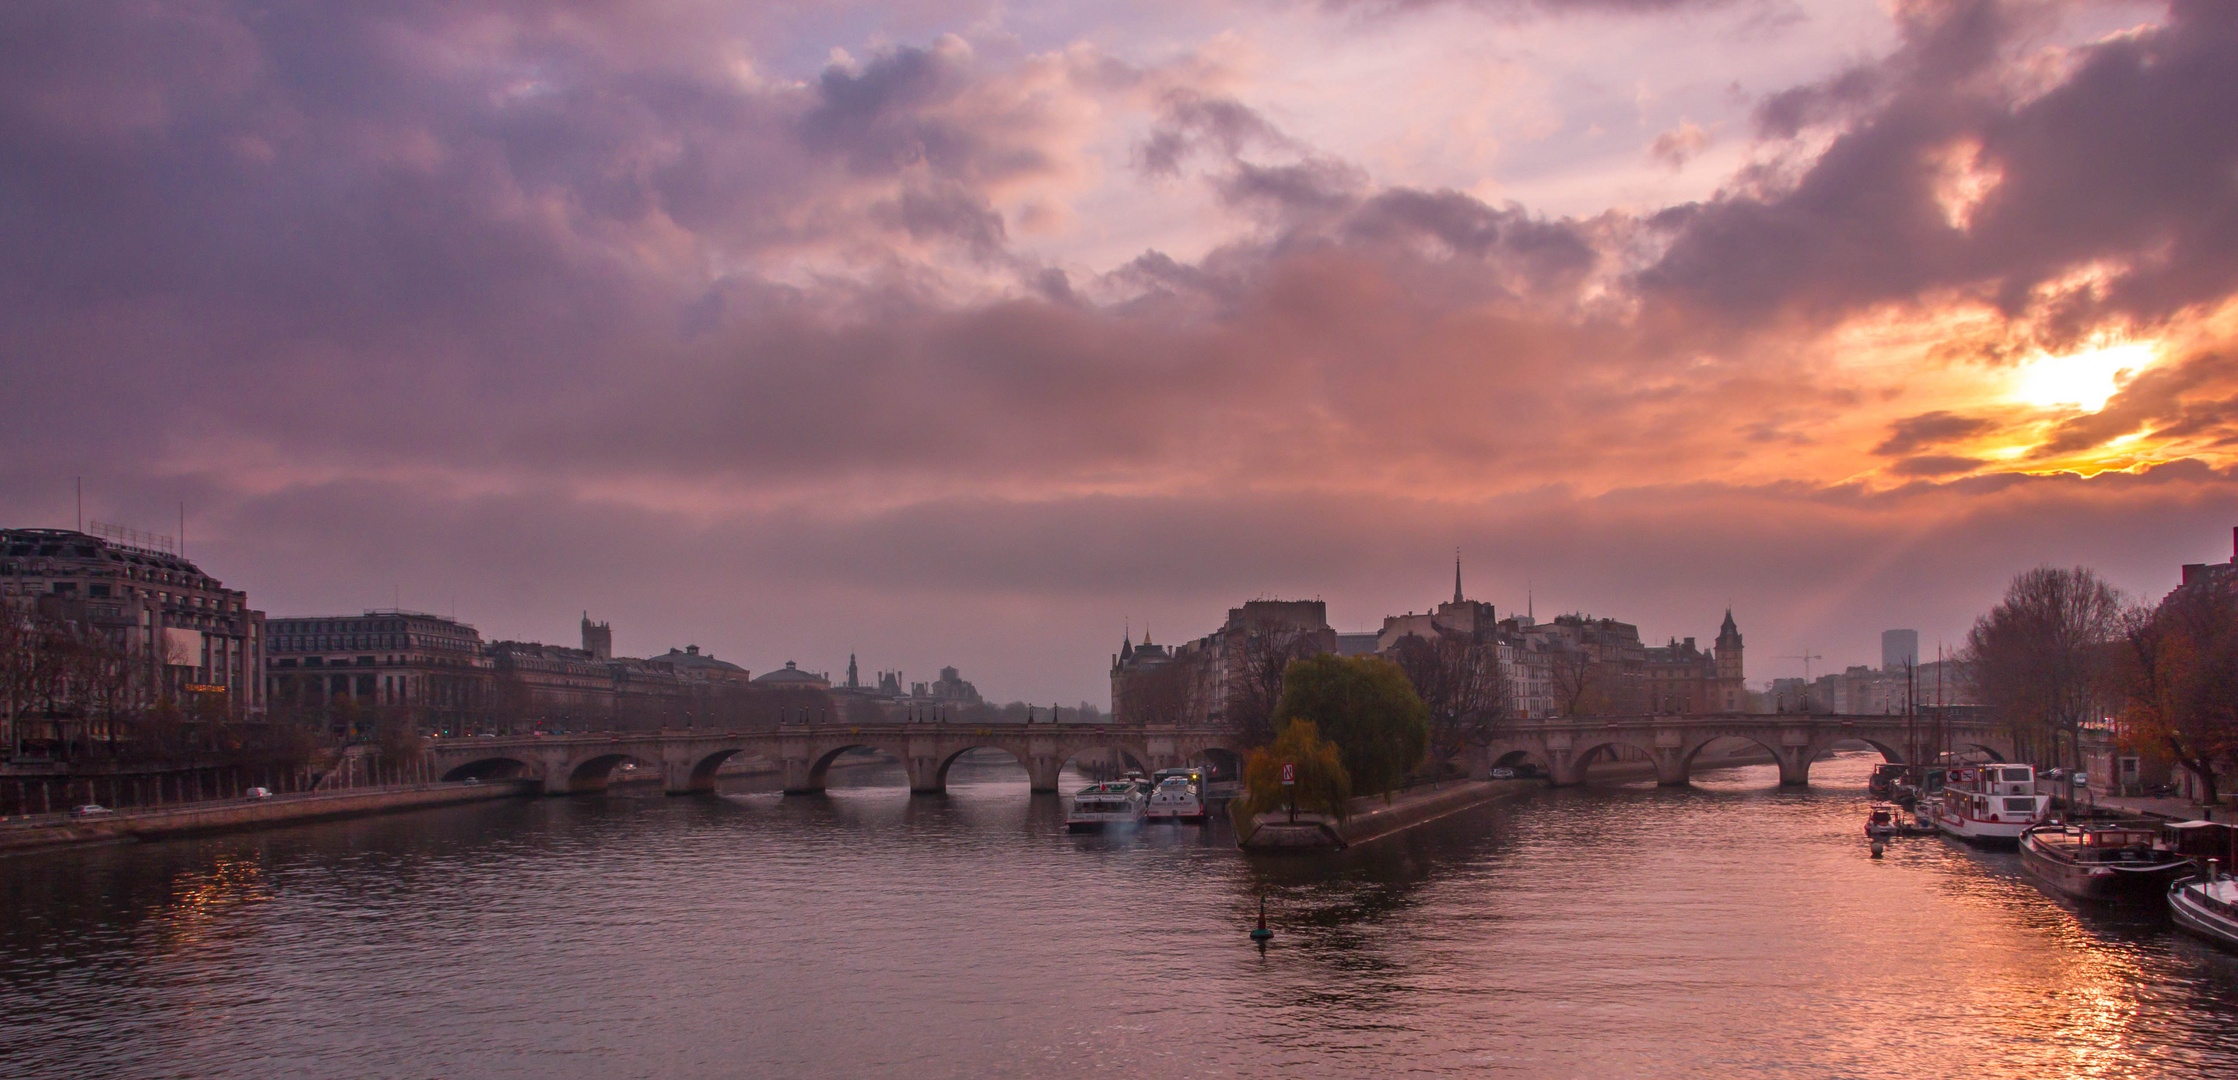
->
[1281,763,1295,785]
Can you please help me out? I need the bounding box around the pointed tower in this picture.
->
[1715,608,1744,693]
[846,653,860,689]
[1454,550,1464,605]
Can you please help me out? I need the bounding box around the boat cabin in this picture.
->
[2163,820,2238,862]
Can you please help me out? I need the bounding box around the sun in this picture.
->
[2012,342,2155,411]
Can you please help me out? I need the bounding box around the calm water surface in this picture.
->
[6,751,2238,1079]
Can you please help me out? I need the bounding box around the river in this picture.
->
[4,750,2237,1078]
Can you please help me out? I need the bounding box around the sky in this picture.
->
[3,0,2234,705]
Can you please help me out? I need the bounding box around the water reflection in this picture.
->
[4,751,2238,1078]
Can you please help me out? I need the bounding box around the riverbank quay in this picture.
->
[2093,793,2229,822]
[1238,779,1536,851]
[0,780,535,856]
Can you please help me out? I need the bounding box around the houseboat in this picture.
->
[2020,822,2192,901]
[2170,866,2238,952]
[1932,764,2047,846]
[1065,781,1147,832]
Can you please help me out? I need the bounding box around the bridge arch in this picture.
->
[1803,735,1907,769]
[1054,742,1150,785]
[806,743,900,791]
[561,752,643,794]
[1955,742,2008,763]
[1192,746,1244,785]
[683,746,762,794]
[933,743,1028,789]
[1490,747,1554,778]
[441,756,532,782]
[1563,736,1660,785]
[1681,733,1787,769]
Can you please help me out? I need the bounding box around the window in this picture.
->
[2003,798,2036,813]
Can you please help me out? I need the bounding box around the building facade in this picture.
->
[2,528,266,753]
[266,610,490,732]
[1110,600,1339,728]
[1640,611,1746,714]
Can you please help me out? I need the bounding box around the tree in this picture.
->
[1237,718,1351,823]
[1227,625,1314,748]
[1549,646,1606,717]
[1272,652,1428,798]
[1389,632,1512,772]
[1966,566,2125,769]
[2120,582,2238,805]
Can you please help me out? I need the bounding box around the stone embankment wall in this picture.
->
[1239,779,1534,852]
[0,780,534,856]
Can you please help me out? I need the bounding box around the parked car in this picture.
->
[1489,767,1518,780]
[69,804,112,817]
[243,787,274,800]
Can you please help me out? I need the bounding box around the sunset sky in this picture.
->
[3,0,2233,705]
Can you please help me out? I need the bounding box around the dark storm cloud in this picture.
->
[1873,410,1997,456]
[1643,0,2238,336]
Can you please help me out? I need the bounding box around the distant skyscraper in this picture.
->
[1881,629,1918,671]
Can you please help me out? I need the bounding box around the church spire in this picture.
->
[1454,549,1464,605]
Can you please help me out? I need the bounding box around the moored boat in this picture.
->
[1145,773,1207,823]
[1065,781,1147,832]
[2020,822,2192,901]
[1931,764,2047,846]
[2170,869,2238,951]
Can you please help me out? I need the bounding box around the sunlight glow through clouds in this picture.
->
[2012,342,2155,411]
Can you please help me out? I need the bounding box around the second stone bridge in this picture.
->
[426,723,1247,796]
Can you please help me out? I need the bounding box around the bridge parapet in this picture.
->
[422,724,1247,797]
[1481,713,2011,788]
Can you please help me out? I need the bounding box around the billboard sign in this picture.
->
[163,627,204,667]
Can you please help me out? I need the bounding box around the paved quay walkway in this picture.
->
[2092,792,2227,822]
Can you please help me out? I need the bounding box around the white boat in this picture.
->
[2170,872,2238,951]
[1066,781,1147,832]
[1932,763,2048,846]
[1145,773,1207,823]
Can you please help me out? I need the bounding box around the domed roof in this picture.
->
[657,644,747,674]
[753,660,828,686]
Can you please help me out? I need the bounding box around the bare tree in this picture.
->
[0,599,39,757]
[2120,583,2238,805]
[1967,566,2125,770]
[1549,646,1605,717]
[1226,626,1313,747]
[1389,632,1512,771]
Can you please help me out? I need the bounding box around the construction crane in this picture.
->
[1778,649,1824,712]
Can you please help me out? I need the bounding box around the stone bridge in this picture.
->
[1480,713,2014,787]
[424,723,1246,797]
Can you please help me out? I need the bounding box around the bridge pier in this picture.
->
[661,753,702,797]
[779,751,821,795]
[1021,735,1063,793]
[1776,726,1813,786]
[1652,728,1690,786]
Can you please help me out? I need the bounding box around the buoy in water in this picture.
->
[1250,894,1274,942]
[1870,838,1886,858]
